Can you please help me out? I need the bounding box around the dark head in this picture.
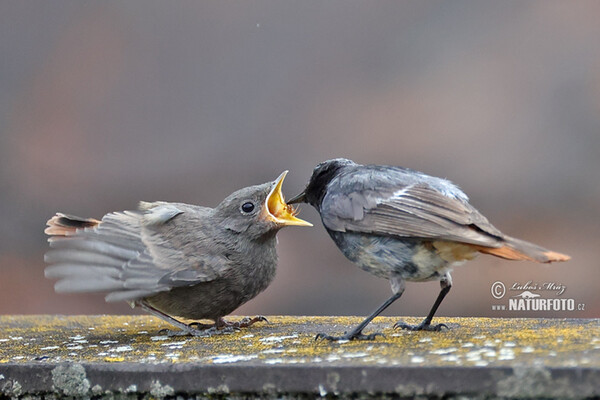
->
[215,171,312,238]
[288,158,356,210]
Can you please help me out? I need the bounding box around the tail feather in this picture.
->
[473,235,570,263]
[45,213,100,236]
[44,211,170,301]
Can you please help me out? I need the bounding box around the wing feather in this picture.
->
[45,203,230,302]
[322,175,505,247]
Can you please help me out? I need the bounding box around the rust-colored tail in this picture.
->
[45,213,101,236]
[472,236,570,263]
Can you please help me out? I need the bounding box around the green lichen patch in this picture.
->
[0,315,597,368]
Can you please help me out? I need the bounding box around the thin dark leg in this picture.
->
[137,300,212,336]
[394,278,452,332]
[138,301,267,336]
[316,292,403,341]
[216,316,269,329]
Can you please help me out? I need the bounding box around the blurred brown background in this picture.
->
[1,1,598,320]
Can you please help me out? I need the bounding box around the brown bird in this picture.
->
[45,171,311,336]
[288,158,570,341]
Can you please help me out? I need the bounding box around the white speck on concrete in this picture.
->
[69,335,86,340]
[461,342,474,347]
[264,358,284,364]
[319,384,327,396]
[418,337,432,343]
[411,356,425,363]
[342,352,368,359]
[259,334,298,343]
[100,340,119,344]
[160,341,187,347]
[112,346,133,352]
[430,347,458,355]
[466,350,483,362]
[66,345,84,350]
[240,334,254,339]
[521,346,535,353]
[262,348,285,354]
[498,348,515,361]
[40,346,60,350]
[441,355,460,362]
[150,336,169,341]
[483,350,497,358]
[211,354,258,364]
[503,341,516,347]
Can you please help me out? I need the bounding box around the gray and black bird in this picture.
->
[288,158,570,341]
[44,171,311,336]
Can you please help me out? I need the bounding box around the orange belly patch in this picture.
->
[432,241,479,263]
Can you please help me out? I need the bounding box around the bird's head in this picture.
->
[288,158,356,210]
[215,171,312,238]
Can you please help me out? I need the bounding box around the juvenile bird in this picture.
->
[45,171,311,336]
[288,158,570,341]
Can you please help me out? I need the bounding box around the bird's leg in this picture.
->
[317,277,405,342]
[216,316,269,329]
[187,321,218,330]
[137,300,214,337]
[394,274,452,332]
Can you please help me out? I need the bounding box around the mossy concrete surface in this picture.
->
[0,315,598,398]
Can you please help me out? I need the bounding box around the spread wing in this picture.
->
[45,202,229,302]
[320,168,506,248]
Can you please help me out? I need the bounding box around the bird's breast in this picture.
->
[327,231,477,282]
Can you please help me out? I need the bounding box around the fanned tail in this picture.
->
[473,235,570,263]
[45,213,101,236]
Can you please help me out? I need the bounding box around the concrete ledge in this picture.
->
[0,316,598,398]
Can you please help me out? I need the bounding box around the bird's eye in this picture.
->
[241,201,255,214]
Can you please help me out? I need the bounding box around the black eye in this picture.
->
[241,202,255,213]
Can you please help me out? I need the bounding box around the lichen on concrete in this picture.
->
[0,315,598,368]
[51,363,90,397]
[0,315,598,398]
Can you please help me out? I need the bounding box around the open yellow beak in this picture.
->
[266,171,313,227]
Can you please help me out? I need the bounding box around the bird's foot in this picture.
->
[393,320,448,332]
[187,321,217,330]
[158,327,214,337]
[217,316,269,329]
[315,331,384,342]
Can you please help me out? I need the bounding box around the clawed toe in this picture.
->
[220,315,269,329]
[237,315,269,328]
[315,331,385,342]
[393,321,449,332]
[158,327,210,337]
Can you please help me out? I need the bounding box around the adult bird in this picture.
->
[45,171,312,336]
[288,158,570,341]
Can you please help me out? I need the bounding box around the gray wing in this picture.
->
[45,202,229,302]
[321,169,506,247]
